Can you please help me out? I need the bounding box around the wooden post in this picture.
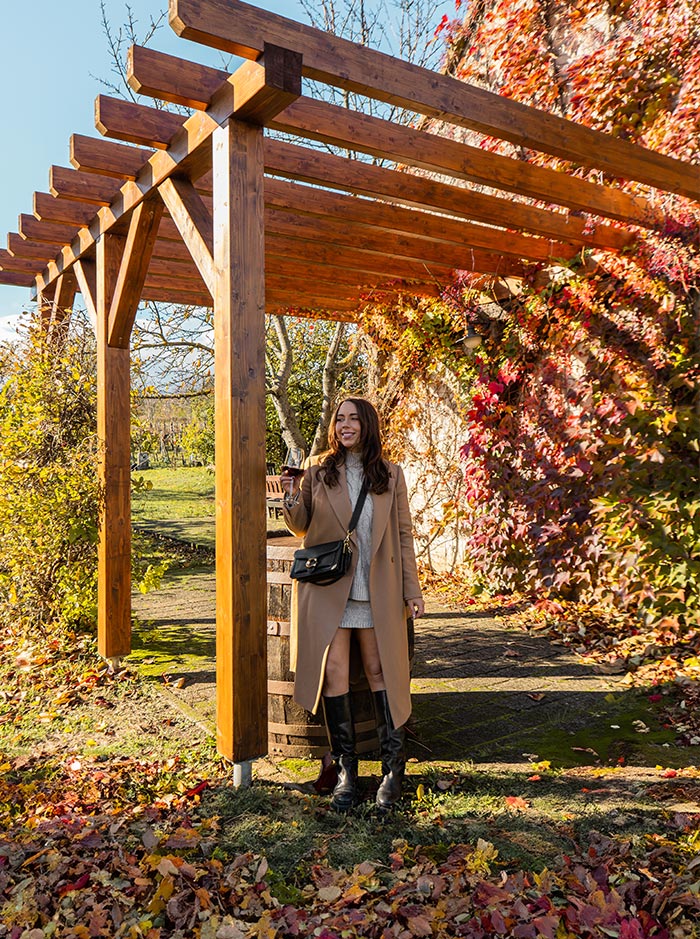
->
[212,118,268,768]
[96,232,132,660]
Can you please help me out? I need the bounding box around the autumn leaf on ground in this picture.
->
[505,796,530,812]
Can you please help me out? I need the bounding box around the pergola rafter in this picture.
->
[1,0,697,776]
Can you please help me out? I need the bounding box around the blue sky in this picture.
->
[0,0,451,340]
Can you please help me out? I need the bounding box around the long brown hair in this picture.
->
[320,397,390,494]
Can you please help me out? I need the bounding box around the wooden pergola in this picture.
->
[1,0,697,777]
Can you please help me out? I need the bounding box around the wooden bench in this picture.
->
[266,475,285,519]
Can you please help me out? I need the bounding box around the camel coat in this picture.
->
[283,459,422,728]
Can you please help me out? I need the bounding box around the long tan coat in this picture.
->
[283,459,422,728]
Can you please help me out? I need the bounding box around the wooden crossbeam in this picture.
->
[129,43,228,108]
[71,135,153,179]
[265,179,577,263]
[265,210,526,277]
[127,47,656,229]
[34,192,96,227]
[0,251,43,276]
[50,166,120,205]
[270,99,658,229]
[0,270,35,287]
[265,232,455,282]
[19,215,77,245]
[108,197,165,347]
[170,0,700,201]
[7,234,55,260]
[96,95,187,150]
[158,177,215,294]
[265,140,633,251]
[184,184,539,272]
[36,52,302,294]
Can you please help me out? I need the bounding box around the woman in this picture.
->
[281,397,424,811]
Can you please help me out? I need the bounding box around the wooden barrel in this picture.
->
[266,536,379,759]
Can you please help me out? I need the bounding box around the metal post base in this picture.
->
[232,760,254,787]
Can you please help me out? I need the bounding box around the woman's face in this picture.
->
[334,401,363,451]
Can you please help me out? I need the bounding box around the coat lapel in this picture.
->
[323,461,353,531]
[370,467,396,558]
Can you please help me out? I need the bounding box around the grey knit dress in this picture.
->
[339,451,374,629]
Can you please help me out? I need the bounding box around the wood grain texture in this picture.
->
[50,166,121,205]
[264,178,577,263]
[269,97,657,228]
[264,139,633,251]
[7,234,55,260]
[158,177,215,295]
[18,215,78,245]
[170,0,700,199]
[212,119,268,762]
[74,258,99,333]
[33,192,96,227]
[70,134,154,180]
[108,198,164,348]
[128,43,229,109]
[96,233,132,660]
[95,95,188,150]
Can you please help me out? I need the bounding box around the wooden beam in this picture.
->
[74,258,99,333]
[158,177,215,294]
[265,178,577,263]
[71,134,154,179]
[0,270,34,287]
[96,233,132,660]
[34,192,96,227]
[19,215,78,245]
[126,46,655,228]
[37,52,302,294]
[265,209,526,277]
[50,166,120,205]
[0,249,43,275]
[265,140,633,251]
[7,234,56,260]
[269,98,657,229]
[265,232,455,282]
[48,270,78,333]
[108,198,165,347]
[170,0,700,200]
[128,43,228,109]
[95,95,188,149]
[212,118,267,763]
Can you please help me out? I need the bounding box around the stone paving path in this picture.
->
[131,564,634,768]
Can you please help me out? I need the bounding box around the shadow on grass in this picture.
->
[206,765,685,882]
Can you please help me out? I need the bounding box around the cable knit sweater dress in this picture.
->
[339,451,374,629]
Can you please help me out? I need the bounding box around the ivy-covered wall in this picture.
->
[363,0,700,634]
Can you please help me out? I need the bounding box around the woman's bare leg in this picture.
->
[357,628,386,692]
[322,628,352,696]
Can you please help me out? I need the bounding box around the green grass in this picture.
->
[132,467,216,521]
[132,466,287,548]
[204,762,684,881]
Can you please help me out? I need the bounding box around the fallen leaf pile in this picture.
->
[2,751,700,937]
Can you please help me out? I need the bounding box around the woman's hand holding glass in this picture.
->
[281,466,304,497]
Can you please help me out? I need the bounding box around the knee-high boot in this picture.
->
[322,693,358,811]
[373,690,405,810]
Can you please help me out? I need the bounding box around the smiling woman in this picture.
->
[281,396,425,812]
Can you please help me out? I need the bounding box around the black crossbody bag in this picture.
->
[289,482,369,587]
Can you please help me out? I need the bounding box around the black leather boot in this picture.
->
[322,693,358,811]
[374,690,405,811]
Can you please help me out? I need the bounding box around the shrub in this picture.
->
[0,317,99,633]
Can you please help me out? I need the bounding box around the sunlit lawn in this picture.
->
[132,466,286,547]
